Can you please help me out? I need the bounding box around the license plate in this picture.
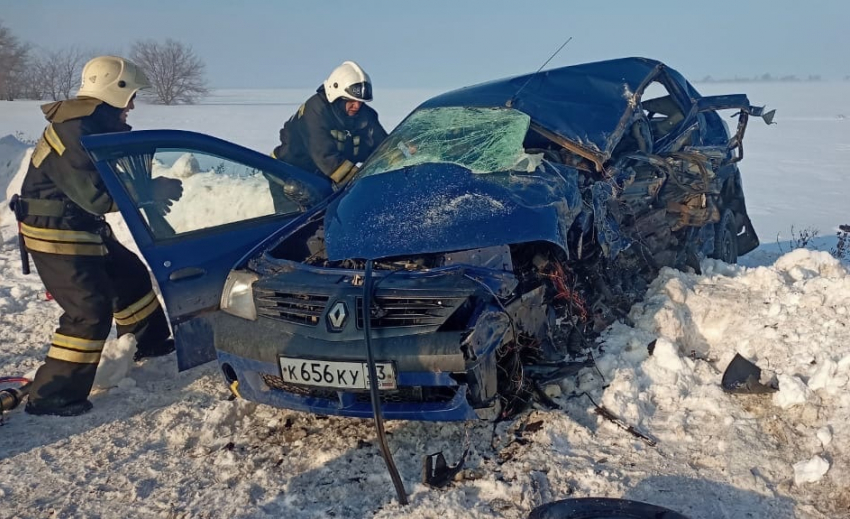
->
[278,358,397,390]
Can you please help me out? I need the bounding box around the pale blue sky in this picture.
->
[2,0,847,89]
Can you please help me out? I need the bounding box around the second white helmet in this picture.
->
[77,56,151,109]
[323,61,373,103]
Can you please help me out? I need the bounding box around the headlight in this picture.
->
[221,270,259,320]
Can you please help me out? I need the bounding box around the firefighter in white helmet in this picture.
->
[269,60,387,208]
[10,56,183,417]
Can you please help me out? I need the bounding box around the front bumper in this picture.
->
[209,261,517,421]
[218,351,479,421]
[211,312,490,421]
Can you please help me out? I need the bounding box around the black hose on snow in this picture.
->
[0,380,31,413]
[363,259,408,505]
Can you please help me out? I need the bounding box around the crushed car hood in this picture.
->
[419,57,663,159]
[324,163,581,261]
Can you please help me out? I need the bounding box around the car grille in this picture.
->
[260,374,458,404]
[355,295,464,329]
[261,374,340,399]
[255,287,465,330]
[352,386,457,404]
[255,289,329,326]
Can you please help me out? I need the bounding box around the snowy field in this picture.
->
[0,83,849,518]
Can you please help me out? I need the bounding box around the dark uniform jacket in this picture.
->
[17,98,129,255]
[16,98,174,413]
[272,86,388,181]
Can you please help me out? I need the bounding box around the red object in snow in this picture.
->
[45,291,54,301]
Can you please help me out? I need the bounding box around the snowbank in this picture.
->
[568,251,850,516]
[152,153,277,232]
[0,134,33,233]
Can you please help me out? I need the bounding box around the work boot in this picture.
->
[25,399,93,417]
[133,338,175,362]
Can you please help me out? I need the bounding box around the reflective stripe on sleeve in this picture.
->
[329,160,355,183]
[31,138,52,167]
[43,124,66,155]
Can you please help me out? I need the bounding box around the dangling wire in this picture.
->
[363,260,408,505]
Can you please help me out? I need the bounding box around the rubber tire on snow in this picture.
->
[527,497,689,519]
[712,209,738,264]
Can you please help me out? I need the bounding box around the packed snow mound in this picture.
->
[773,248,848,280]
[154,166,276,232]
[92,334,138,390]
[571,249,850,509]
[0,134,29,193]
[0,135,33,230]
[199,399,258,447]
[773,373,815,409]
[793,455,830,485]
[154,153,201,178]
[588,250,849,420]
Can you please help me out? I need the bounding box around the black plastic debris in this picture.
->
[528,497,689,519]
[422,448,469,488]
[579,392,657,447]
[524,420,545,433]
[528,359,596,386]
[592,404,657,447]
[721,353,778,394]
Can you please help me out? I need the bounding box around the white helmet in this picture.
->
[77,56,151,109]
[323,60,373,103]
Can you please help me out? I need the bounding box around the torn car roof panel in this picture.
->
[419,57,665,158]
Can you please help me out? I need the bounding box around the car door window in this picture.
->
[108,148,302,240]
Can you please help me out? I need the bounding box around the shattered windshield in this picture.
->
[358,107,531,176]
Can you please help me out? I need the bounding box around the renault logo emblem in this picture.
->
[327,301,348,331]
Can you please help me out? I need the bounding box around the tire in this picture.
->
[712,209,738,264]
[528,498,689,519]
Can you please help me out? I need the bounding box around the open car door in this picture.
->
[81,130,334,370]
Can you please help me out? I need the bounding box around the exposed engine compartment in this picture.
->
[267,210,664,418]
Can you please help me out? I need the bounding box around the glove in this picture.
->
[150,177,184,214]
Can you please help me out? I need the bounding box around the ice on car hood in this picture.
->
[324,162,582,261]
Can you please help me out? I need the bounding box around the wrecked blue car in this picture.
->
[84,57,771,421]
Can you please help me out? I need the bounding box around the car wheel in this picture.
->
[712,209,738,264]
[528,498,689,519]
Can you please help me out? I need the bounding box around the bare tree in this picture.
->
[130,39,209,105]
[30,47,87,100]
[0,20,31,100]
[16,63,46,100]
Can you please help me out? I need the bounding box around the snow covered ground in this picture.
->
[0,83,849,518]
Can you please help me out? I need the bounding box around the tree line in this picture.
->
[699,73,828,83]
[0,20,208,104]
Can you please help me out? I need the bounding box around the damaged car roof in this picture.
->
[419,57,667,159]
